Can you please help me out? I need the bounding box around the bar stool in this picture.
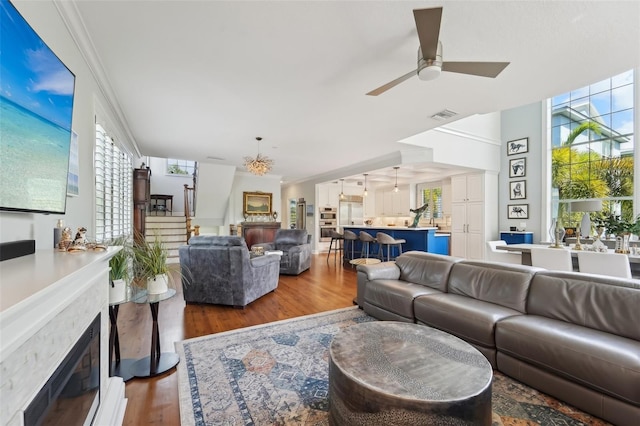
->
[376,232,405,261]
[327,230,344,264]
[359,231,378,259]
[343,230,359,262]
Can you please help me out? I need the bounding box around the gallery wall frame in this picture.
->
[67,131,79,196]
[243,191,272,216]
[509,180,526,200]
[507,137,529,156]
[508,203,529,219]
[509,157,526,178]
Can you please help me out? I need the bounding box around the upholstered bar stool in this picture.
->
[327,230,344,264]
[359,231,378,259]
[376,232,405,261]
[343,230,359,263]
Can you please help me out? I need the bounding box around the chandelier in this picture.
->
[244,137,273,176]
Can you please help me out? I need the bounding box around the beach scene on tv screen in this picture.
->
[0,0,75,213]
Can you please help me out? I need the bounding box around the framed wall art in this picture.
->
[508,204,529,219]
[509,180,526,200]
[509,157,526,178]
[67,131,79,196]
[243,191,272,216]
[507,137,528,156]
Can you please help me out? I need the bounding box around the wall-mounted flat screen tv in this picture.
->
[0,0,76,214]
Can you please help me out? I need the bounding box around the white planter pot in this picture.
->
[109,279,127,303]
[147,274,168,295]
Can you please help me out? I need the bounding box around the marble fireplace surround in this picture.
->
[0,248,127,426]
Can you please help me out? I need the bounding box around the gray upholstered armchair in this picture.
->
[252,229,312,275]
[178,235,280,307]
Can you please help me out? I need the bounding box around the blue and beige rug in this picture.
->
[175,307,609,425]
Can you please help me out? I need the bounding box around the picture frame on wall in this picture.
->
[509,180,526,200]
[507,137,528,156]
[508,204,529,219]
[509,157,526,178]
[243,191,272,216]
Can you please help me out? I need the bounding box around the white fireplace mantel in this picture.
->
[0,248,127,426]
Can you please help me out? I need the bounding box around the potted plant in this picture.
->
[132,234,179,294]
[108,235,131,303]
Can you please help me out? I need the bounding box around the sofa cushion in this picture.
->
[395,251,463,292]
[447,261,540,313]
[188,235,246,247]
[414,293,523,349]
[496,315,640,406]
[528,271,640,341]
[274,229,308,245]
[364,279,442,320]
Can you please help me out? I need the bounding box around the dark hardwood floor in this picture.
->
[117,254,357,425]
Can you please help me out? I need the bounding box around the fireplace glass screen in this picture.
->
[24,314,101,426]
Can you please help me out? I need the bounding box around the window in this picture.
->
[550,69,635,226]
[166,158,196,175]
[95,124,132,243]
[416,183,443,220]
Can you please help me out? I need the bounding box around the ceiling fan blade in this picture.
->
[413,7,442,60]
[442,61,510,78]
[366,69,417,96]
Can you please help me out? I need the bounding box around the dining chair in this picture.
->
[530,247,573,272]
[485,240,522,264]
[577,251,632,278]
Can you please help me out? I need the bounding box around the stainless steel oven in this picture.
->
[319,207,337,221]
[319,225,337,242]
[319,207,337,242]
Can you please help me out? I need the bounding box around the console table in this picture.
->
[241,222,281,248]
[150,194,173,215]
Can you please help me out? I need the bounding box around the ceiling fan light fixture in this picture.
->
[418,63,441,81]
[244,136,273,176]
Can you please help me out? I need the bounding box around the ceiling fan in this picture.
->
[366,7,510,96]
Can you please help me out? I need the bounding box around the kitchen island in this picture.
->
[342,226,449,261]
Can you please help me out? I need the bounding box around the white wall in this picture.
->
[0,1,134,249]
[500,102,544,241]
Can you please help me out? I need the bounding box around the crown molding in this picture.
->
[54,0,142,158]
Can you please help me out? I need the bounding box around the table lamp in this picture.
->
[570,200,602,249]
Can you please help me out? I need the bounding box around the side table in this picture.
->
[109,293,137,381]
[129,288,180,377]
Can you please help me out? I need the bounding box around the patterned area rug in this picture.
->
[175,307,610,425]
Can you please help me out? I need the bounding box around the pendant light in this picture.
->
[393,167,399,192]
[363,174,368,197]
[340,179,345,200]
[244,137,273,176]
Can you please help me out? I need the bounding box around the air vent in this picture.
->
[430,109,458,121]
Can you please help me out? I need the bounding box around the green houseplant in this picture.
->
[108,235,132,302]
[132,234,183,294]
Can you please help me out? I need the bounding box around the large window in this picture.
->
[95,124,133,242]
[550,70,635,226]
[167,158,196,175]
[416,183,443,220]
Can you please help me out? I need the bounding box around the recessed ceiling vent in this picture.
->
[431,109,458,121]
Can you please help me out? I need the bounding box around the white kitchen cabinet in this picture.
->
[364,192,376,217]
[375,185,409,216]
[450,173,497,260]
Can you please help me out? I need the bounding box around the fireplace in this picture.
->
[24,314,101,426]
[0,249,127,426]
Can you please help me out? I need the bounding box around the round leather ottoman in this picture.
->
[328,321,493,425]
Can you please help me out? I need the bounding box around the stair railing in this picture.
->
[184,184,200,243]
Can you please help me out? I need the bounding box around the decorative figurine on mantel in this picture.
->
[409,203,429,228]
[58,227,73,251]
[67,227,88,252]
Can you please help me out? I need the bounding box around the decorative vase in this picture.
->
[548,218,557,244]
[147,274,168,294]
[109,279,127,303]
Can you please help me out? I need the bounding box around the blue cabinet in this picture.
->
[433,235,450,255]
[500,232,533,244]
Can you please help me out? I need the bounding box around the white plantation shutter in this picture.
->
[95,124,132,242]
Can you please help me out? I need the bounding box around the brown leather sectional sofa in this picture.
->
[356,251,640,426]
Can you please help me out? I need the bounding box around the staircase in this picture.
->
[145,215,187,264]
